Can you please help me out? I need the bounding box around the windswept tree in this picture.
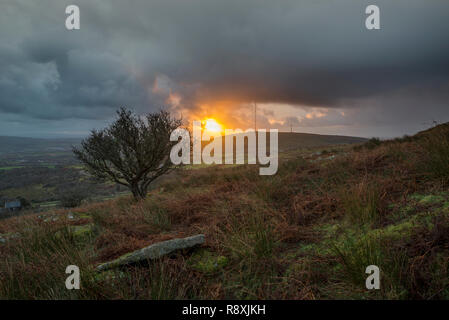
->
[73,108,182,200]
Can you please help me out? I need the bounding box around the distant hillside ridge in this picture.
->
[276,132,367,152]
[415,122,449,138]
[0,136,81,154]
[0,132,367,155]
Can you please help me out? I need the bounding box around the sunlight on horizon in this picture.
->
[203,118,223,133]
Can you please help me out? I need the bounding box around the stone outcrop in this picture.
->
[97,234,205,272]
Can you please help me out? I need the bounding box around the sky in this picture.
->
[0,0,448,138]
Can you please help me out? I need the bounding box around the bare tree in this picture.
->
[73,108,182,200]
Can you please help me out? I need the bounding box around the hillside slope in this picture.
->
[0,124,448,299]
[277,132,367,151]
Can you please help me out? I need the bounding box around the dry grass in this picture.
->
[1,124,449,299]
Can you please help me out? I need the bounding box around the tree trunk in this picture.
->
[130,183,147,200]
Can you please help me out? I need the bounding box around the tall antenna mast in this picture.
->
[254,102,257,131]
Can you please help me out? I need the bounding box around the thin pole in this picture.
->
[254,102,257,131]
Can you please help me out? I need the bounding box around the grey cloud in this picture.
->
[0,0,448,137]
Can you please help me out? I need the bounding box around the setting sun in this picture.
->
[204,118,222,132]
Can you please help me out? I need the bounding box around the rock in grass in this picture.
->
[96,234,205,272]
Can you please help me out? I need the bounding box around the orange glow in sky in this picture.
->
[204,118,222,132]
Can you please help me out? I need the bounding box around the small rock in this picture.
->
[97,234,205,272]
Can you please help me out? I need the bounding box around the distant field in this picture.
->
[0,136,80,155]
[0,165,56,170]
[0,166,23,171]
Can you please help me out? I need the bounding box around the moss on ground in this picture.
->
[187,249,229,274]
[70,224,95,241]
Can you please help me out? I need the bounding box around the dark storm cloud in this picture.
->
[0,0,448,137]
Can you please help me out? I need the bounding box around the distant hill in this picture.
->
[0,136,81,155]
[277,132,367,152]
[0,132,366,155]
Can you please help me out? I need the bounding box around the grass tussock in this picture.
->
[340,179,384,226]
